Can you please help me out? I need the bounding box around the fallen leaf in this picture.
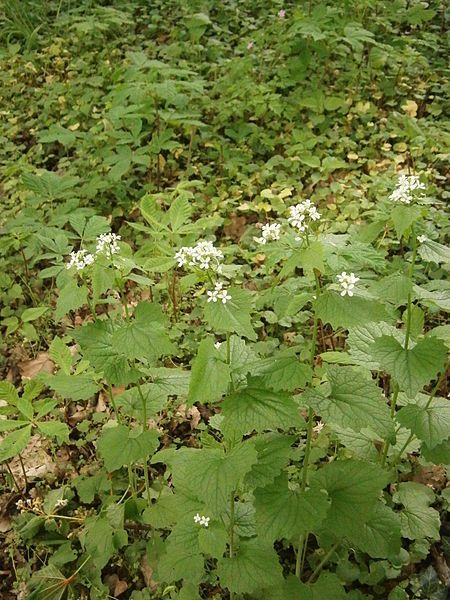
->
[402,99,418,117]
[18,352,54,379]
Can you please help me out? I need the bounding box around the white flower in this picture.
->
[175,240,224,272]
[55,498,68,509]
[313,421,324,434]
[389,174,425,204]
[66,249,95,271]
[288,200,321,235]
[96,233,121,257]
[214,341,222,349]
[417,235,429,243]
[194,513,210,527]
[336,271,360,297]
[259,222,281,244]
[207,281,232,305]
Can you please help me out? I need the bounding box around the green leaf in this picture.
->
[347,502,401,558]
[221,381,304,439]
[21,306,48,322]
[172,443,257,514]
[250,355,312,391]
[393,482,440,540]
[390,204,421,239]
[418,239,450,265]
[16,396,33,420]
[80,516,119,569]
[37,421,69,444]
[315,291,390,329]
[312,460,389,537]
[254,474,329,541]
[216,540,283,595]
[245,433,294,489]
[97,425,160,472]
[304,366,394,440]
[267,573,348,600]
[0,425,32,462]
[168,196,193,233]
[187,337,230,406]
[157,519,204,585]
[347,321,405,369]
[198,522,228,559]
[45,372,100,401]
[396,399,450,449]
[73,320,139,385]
[371,336,447,397]
[0,381,19,404]
[55,281,88,321]
[48,337,73,374]
[204,288,256,340]
[369,274,412,306]
[115,384,168,420]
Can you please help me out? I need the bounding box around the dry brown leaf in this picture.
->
[224,213,247,241]
[18,352,54,379]
[176,404,201,430]
[5,435,57,486]
[140,555,159,591]
[402,99,418,117]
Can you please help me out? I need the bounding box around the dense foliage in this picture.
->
[0,1,449,599]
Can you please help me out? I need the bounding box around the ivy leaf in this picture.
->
[371,336,447,397]
[304,366,394,440]
[171,442,257,514]
[0,425,32,462]
[396,399,450,449]
[187,337,230,406]
[97,425,160,472]
[312,460,389,537]
[73,320,140,385]
[221,380,304,439]
[393,482,440,541]
[204,288,256,340]
[245,433,295,489]
[254,474,329,541]
[347,502,401,558]
[315,291,390,329]
[216,540,283,595]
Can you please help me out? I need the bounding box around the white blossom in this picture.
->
[313,421,324,434]
[207,281,232,304]
[175,240,224,272]
[259,222,281,244]
[288,200,321,236]
[336,272,360,297]
[96,233,121,257]
[194,513,210,527]
[55,498,68,509]
[66,249,95,271]
[214,341,222,349]
[389,174,425,204]
[417,235,429,243]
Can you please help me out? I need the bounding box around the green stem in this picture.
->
[380,382,399,467]
[404,227,418,351]
[307,542,339,583]
[229,491,235,600]
[107,384,122,424]
[136,381,147,430]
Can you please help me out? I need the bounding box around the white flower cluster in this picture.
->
[259,223,281,244]
[67,232,121,271]
[336,272,360,297]
[288,200,321,236]
[207,281,232,304]
[66,249,95,271]
[389,174,425,204]
[417,235,429,244]
[16,497,43,513]
[55,498,68,509]
[175,240,224,272]
[96,233,121,257]
[194,513,210,527]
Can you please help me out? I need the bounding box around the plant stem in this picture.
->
[307,542,339,583]
[107,384,122,424]
[404,226,418,351]
[380,382,399,467]
[136,381,148,430]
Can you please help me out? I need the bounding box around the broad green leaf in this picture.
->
[171,442,257,514]
[204,288,256,340]
[73,320,139,385]
[55,281,88,321]
[91,262,116,301]
[245,433,294,488]
[347,502,401,558]
[267,573,348,600]
[48,337,73,374]
[146,367,190,395]
[80,516,116,570]
[21,306,49,322]
[421,439,450,464]
[74,470,110,504]
[312,460,389,537]
[115,384,168,420]
[254,474,329,541]
[396,399,450,449]
[45,372,100,401]
[168,196,193,232]
[315,291,390,329]
[418,239,450,265]
[187,337,230,406]
[393,482,440,540]
[371,336,447,397]
[97,425,160,472]
[157,519,204,585]
[198,522,228,559]
[369,274,412,306]
[390,205,421,239]
[0,425,32,462]
[216,540,283,595]
[221,381,304,439]
[37,421,69,444]
[348,321,405,369]
[332,426,380,461]
[304,366,394,440]
[249,355,312,391]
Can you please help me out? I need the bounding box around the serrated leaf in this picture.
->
[172,443,257,514]
[97,425,160,472]
[48,337,73,374]
[187,337,230,405]
[157,519,204,585]
[369,274,412,306]
[254,474,329,541]
[115,384,168,420]
[250,355,312,391]
[221,381,304,439]
[45,372,100,401]
[216,541,283,595]
[37,421,69,444]
[371,336,447,397]
[55,281,88,321]
[204,288,256,340]
[315,291,390,329]
[418,239,450,265]
[347,502,401,558]
[0,381,19,404]
[348,321,405,369]
[267,573,348,600]
[245,433,294,488]
[396,399,450,449]
[0,425,32,462]
[198,522,228,559]
[304,365,394,440]
[393,482,440,540]
[390,204,421,239]
[312,460,389,537]
[168,196,193,232]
